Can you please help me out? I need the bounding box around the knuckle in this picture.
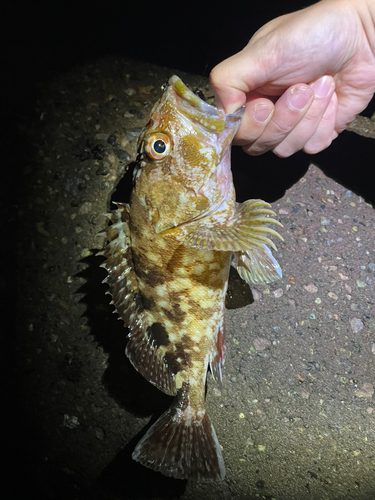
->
[304,136,332,154]
[271,118,293,137]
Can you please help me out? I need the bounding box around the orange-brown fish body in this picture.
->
[101,76,283,480]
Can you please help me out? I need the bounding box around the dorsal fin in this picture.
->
[100,203,176,396]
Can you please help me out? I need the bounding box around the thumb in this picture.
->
[210,50,269,114]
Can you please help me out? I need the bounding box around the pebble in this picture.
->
[81,248,91,258]
[272,288,283,298]
[94,133,109,141]
[126,127,143,140]
[355,383,374,398]
[124,88,136,96]
[304,283,318,293]
[78,202,92,215]
[327,292,338,300]
[63,414,80,429]
[113,147,131,162]
[94,426,105,440]
[369,263,375,272]
[96,166,109,176]
[350,318,364,333]
[254,338,271,352]
[139,85,154,94]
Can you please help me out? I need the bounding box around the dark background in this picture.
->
[4,0,308,110]
[3,0,375,201]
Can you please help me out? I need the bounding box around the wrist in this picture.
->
[322,0,375,54]
[357,0,375,55]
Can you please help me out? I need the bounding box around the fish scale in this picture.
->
[101,75,283,480]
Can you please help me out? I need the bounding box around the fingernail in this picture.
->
[311,76,333,98]
[288,86,311,111]
[253,104,272,123]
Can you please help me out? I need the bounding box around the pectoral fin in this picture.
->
[183,199,283,252]
[234,244,282,285]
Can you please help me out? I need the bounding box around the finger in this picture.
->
[303,91,338,154]
[233,97,275,146]
[210,60,248,113]
[242,84,314,156]
[273,75,335,157]
[210,51,272,114]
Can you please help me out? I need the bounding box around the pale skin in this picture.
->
[210,0,375,157]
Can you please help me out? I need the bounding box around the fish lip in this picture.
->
[168,76,228,134]
[167,76,244,148]
[168,75,244,120]
[168,76,221,116]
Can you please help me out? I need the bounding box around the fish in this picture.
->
[100,76,283,481]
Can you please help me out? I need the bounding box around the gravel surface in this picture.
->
[5,56,375,500]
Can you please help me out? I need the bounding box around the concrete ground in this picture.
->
[5,57,375,500]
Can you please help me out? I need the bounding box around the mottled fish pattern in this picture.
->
[100,76,283,480]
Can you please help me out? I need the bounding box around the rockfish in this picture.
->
[101,76,283,480]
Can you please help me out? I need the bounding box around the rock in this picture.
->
[304,283,318,293]
[78,202,92,215]
[350,318,364,333]
[254,338,272,352]
[113,147,131,162]
[126,127,143,141]
[355,383,374,398]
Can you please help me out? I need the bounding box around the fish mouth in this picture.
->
[168,75,244,139]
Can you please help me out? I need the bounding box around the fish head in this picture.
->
[133,76,244,234]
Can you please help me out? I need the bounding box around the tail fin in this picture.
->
[132,403,225,481]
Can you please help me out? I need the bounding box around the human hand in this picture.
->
[210,0,375,157]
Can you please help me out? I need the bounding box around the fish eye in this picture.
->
[144,133,171,161]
